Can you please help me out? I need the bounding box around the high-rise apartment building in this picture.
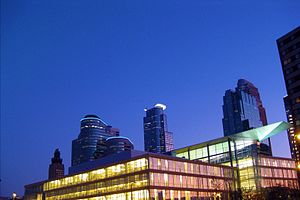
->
[277,26,300,167]
[143,104,174,153]
[71,115,119,166]
[222,79,264,136]
[48,149,64,180]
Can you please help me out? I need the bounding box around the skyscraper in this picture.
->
[71,115,119,166]
[277,26,300,167]
[222,79,264,136]
[48,149,64,180]
[143,103,174,153]
[237,79,268,125]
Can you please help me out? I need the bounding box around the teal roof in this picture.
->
[228,121,291,142]
[172,121,291,153]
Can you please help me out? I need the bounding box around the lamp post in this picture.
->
[12,192,17,200]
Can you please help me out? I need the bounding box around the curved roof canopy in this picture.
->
[229,121,291,141]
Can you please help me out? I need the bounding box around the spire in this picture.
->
[48,148,64,179]
[51,148,63,164]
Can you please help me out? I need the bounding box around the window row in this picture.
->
[44,158,148,191]
[260,167,297,179]
[150,172,233,191]
[261,179,299,189]
[259,157,296,168]
[46,174,148,200]
[149,157,233,178]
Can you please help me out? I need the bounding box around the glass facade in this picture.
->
[172,128,299,191]
[237,79,268,126]
[25,154,236,200]
[258,155,298,188]
[222,82,264,137]
[148,156,236,200]
[72,115,119,166]
[144,104,174,153]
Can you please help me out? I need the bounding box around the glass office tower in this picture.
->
[144,104,174,153]
[71,115,119,166]
[237,79,268,126]
[171,122,299,190]
[222,80,264,136]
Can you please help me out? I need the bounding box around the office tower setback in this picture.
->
[277,26,300,167]
[48,149,64,180]
[222,79,264,136]
[94,136,134,159]
[105,136,134,155]
[71,115,120,166]
[144,103,174,153]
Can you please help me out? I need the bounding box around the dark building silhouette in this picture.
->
[222,80,264,136]
[277,26,300,168]
[48,149,64,179]
[71,115,119,166]
[144,103,174,153]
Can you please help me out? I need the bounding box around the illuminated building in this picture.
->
[171,121,299,190]
[222,80,264,137]
[277,26,300,169]
[48,149,64,180]
[24,121,299,199]
[144,104,174,153]
[71,115,120,166]
[24,151,236,200]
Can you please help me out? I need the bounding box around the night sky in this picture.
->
[1,0,300,197]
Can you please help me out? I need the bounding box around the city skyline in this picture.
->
[1,1,300,197]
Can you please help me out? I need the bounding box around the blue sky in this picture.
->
[1,0,300,196]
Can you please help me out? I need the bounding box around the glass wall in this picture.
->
[27,155,239,200]
[258,156,299,189]
[149,189,230,200]
[148,157,235,200]
[45,173,149,200]
[173,139,300,191]
[43,158,148,200]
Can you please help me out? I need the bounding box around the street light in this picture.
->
[12,192,17,200]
